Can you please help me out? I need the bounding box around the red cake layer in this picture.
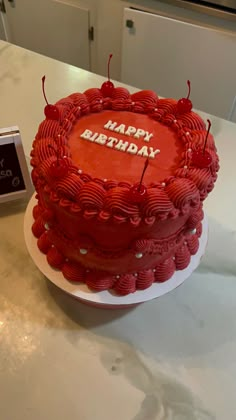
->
[31,87,219,295]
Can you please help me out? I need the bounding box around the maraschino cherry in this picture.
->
[177,80,192,114]
[42,75,59,120]
[129,159,149,203]
[48,144,69,178]
[101,54,115,97]
[192,119,213,168]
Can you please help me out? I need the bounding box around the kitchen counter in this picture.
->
[1,40,236,420]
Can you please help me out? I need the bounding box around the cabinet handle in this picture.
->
[126,19,134,29]
[0,0,6,13]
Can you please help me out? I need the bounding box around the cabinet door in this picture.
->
[121,7,236,120]
[2,0,90,70]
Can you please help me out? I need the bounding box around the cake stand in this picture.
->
[24,195,208,308]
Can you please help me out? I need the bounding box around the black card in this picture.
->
[0,142,26,196]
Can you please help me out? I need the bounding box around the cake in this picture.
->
[30,77,219,295]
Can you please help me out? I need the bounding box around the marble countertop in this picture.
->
[1,40,236,420]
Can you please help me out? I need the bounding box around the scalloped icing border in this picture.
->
[34,217,202,296]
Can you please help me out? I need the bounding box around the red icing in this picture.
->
[154,258,175,282]
[62,261,85,283]
[136,270,154,290]
[175,243,191,270]
[47,247,64,269]
[31,86,219,295]
[32,217,45,238]
[114,274,136,295]
[186,235,199,255]
[37,232,51,254]
[33,204,41,220]
[86,271,115,291]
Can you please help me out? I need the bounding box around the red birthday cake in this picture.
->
[30,76,219,295]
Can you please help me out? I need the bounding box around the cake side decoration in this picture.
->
[101,54,115,97]
[129,158,149,203]
[177,80,193,114]
[42,75,59,120]
[191,119,213,168]
[47,144,69,179]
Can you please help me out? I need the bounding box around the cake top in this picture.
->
[31,86,219,226]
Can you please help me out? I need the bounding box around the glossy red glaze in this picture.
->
[177,80,193,114]
[101,81,114,97]
[48,158,69,178]
[192,150,212,168]
[129,184,147,203]
[44,104,59,120]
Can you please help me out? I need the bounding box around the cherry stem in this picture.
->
[138,158,149,191]
[187,80,191,100]
[42,75,49,105]
[203,119,211,154]
[48,144,60,166]
[107,54,113,82]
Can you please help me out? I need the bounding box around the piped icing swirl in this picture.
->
[35,219,202,295]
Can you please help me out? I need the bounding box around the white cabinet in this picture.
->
[1,0,90,70]
[121,7,236,120]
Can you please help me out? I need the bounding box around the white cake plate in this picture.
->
[24,195,208,308]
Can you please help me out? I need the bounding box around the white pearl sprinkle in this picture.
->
[115,275,120,279]
[161,182,166,187]
[44,223,50,231]
[134,273,138,277]
[153,269,156,273]
[154,108,158,112]
[184,165,188,169]
[78,169,82,174]
[80,248,88,255]
[173,119,177,123]
[103,178,107,182]
[186,132,190,136]
[135,252,143,259]
[191,228,197,235]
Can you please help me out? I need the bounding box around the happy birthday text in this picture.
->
[80,120,160,159]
